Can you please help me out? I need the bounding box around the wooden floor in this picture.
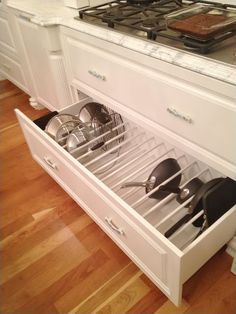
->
[1,80,236,314]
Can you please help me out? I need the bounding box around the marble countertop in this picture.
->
[5,0,236,86]
[6,0,76,26]
[62,19,236,86]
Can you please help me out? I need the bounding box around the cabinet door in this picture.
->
[16,16,72,111]
[0,9,29,92]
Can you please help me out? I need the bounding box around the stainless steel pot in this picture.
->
[45,114,79,140]
[66,124,105,156]
[78,102,111,126]
[55,120,81,146]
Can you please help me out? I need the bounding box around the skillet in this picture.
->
[164,177,224,238]
[121,158,182,200]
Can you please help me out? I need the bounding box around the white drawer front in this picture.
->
[72,179,168,285]
[17,112,169,293]
[64,36,236,167]
[0,52,27,90]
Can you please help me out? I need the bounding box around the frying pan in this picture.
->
[189,177,236,241]
[164,177,224,238]
[121,158,182,200]
[203,177,236,227]
[159,177,204,206]
[176,178,204,205]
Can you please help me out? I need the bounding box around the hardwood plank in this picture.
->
[0,202,77,248]
[1,213,93,284]
[183,248,233,305]
[126,274,167,314]
[0,174,72,228]
[184,271,236,314]
[0,213,35,241]
[2,249,108,314]
[127,289,167,314]
[0,86,22,100]
[0,236,89,313]
[0,125,28,156]
[95,277,150,314]
[54,260,132,314]
[154,300,189,314]
[1,202,84,261]
[69,263,140,314]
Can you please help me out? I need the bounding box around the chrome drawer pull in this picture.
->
[167,107,193,124]
[43,156,58,170]
[105,217,124,235]
[88,70,106,81]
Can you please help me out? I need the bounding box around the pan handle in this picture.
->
[121,176,156,189]
[121,181,148,188]
[90,141,105,151]
[164,214,192,238]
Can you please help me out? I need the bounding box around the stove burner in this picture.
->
[103,8,124,19]
[142,17,159,27]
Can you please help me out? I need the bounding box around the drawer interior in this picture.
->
[33,101,234,253]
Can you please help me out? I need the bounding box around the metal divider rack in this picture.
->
[51,110,222,252]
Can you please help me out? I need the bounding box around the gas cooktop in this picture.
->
[76,0,236,65]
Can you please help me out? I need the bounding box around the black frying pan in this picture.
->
[121,158,182,200]
[189,177,236,241]
[159,177,204,205]
[203,177,236,227]
[164,177,224,238]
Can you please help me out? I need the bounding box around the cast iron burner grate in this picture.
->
[77,0,236,54]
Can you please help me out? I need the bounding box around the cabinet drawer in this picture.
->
[63,35,236,168]
[17,107,169,292]
[15,100,236,306]
[0,52,27,90]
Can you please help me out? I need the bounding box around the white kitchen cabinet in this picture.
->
[14,12,72,111]
[0,8,29,92]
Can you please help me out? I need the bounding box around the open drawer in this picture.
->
[15,98,236,306]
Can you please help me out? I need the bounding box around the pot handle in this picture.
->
[121,181,148,188]
[164,214,191,238]
[90,141,105,151]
